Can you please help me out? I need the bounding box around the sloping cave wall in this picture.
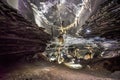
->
[6,0,18,9]
[79,0,120,41]
[76,0,120,72]
[0,1,51,61]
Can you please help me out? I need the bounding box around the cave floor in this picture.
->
[0,60,119,80]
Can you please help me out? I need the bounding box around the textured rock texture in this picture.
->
[79,0,120,40]
[0,1,50,60]
[77,0,120,72]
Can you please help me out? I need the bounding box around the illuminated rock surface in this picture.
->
[0,1,50,60]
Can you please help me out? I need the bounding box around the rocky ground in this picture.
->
[0,59,120,80]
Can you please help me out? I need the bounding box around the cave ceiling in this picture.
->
[6,0,120,39]
[16,0,103,36]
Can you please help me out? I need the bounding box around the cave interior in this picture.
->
[0,0,120,80]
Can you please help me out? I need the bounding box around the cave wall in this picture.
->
[79,0,120,40]
[0,1,51,59]
[6,0,18,9]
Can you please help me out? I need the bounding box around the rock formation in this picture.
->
[76,0,120,72]
[0,1,51,60]
[79,0,120,41]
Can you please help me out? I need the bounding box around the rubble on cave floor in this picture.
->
[43,35,120,71]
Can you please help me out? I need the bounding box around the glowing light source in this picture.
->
[86,29,91,34]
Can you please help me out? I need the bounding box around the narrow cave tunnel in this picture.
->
[0,0,120,80]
